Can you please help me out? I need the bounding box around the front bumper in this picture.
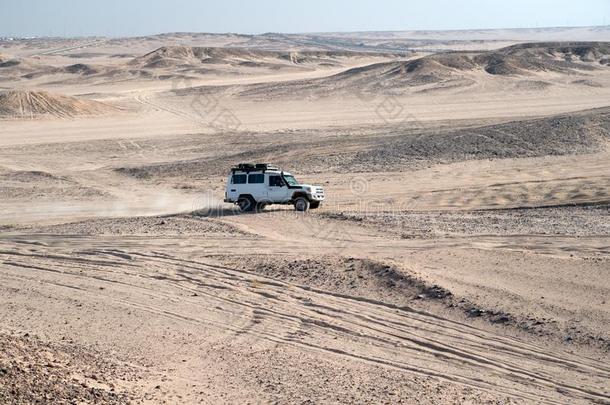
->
[308,191,325,201]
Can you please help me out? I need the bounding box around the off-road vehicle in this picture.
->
[224,163,325,212]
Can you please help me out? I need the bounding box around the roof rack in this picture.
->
[231,163,280,173]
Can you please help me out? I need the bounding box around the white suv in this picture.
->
[224,163,325,212]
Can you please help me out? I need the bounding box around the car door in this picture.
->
[267,174,288,202]
[247,173,265,200]
[228,173,246,201]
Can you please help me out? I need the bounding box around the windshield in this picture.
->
[283,175,299,186]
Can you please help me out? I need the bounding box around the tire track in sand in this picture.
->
[0,239,608,404]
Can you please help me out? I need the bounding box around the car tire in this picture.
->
[238,197,255,212]
[256,201,269,212]
[294,197,310,212]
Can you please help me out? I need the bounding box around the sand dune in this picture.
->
[0,52,13,66]
[475,42,610,75]
[7,42,606,93]
[131,45,404,67]
[404,42,610,76]
[0,56,45,79]
[1,58,155,84]
[1,46,402,90]
[351,107,610,170]
[114,107,610,180]
[221,42,610,99]
[62,63,100,75]
[0,90,114,118]
[0,58,109,84]
[129,46,406,77]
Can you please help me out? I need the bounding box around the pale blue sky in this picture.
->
[1,0,608,37]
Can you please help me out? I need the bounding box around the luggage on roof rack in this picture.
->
[231,163,280,173]
[256,163,279,171]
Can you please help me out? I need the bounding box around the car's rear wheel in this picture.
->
[294,197,310,212]
[238,197,255,212]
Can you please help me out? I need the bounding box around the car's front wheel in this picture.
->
[294,197,310,212]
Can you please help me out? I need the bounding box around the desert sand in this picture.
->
[1,27,609,404]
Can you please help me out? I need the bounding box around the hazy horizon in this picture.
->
[2,24,610,40]
[1,0,609,38]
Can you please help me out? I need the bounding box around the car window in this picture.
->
[248,174,264,184]
[269,175,283,187]
[232,174,247,184]
[283,175,299,186]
